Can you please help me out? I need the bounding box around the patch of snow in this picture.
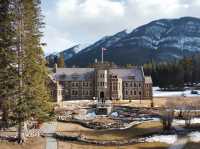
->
[111,112,118,117]
[191,118,200,124]
[134,117,160,122]
[173,118,200,126]
[153,87,200,97]
[173,119,185,126]
[188,131,200,142]
[125,28,132,34]
[146,135,177,144]
[155,21,166,26]
[74,44,90,53]
[86,112,96,119]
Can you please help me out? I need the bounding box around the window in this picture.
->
[128,76,135,80]
[72,90,78,95]
[139,91,142,96]
[146,91,149,96]
[134,91,137,95]
[85,90,87,95]
[125,90,128,95]
[139,83,141,87]
[100,74,104,78]
[130,90,133,95]
[125,82,128,87]
[134,83,137,87]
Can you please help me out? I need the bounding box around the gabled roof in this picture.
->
[109,68,144,81]
[54,68,94,81]
[53,67,146,82]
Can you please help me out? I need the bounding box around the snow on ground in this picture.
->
[173,118,200,125]
[134,117,160,121]
[146,135,178,144]
[188,131,200,142]
[146,130,200,144]
[153,87,200,97]
[86,112,96,119]
[111,112,118,117]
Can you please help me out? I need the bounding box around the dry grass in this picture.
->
[112,97,200,108]
[0,130,16,137]
[0,137,45,149]
[153,97,200,107]
[58,141,169,149]
[57,121,162,141]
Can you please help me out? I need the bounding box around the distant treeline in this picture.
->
[143,54,200,90]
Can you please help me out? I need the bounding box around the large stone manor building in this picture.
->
[50,62,153,103]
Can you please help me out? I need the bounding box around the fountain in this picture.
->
[95,97,112,115]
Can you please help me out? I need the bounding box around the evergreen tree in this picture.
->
[57,53,65,67]
[0,0,18,129]
[9,0,52,143]
[143,55,199,90]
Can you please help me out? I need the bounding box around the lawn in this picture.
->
[57,121,162,141]
[58,141,169,149]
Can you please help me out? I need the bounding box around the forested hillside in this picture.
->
[144,54,200,90]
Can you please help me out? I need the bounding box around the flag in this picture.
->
[102,47,107,51]
[101,48,107,63]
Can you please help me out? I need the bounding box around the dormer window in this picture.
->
[128,76,135,80]
[59,74,66,80]
[72,73,80,80]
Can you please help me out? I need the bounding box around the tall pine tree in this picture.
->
[14,0,52,143]
[0,0,53,143]
[0,0,18,129]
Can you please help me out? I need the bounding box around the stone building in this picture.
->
[50,62,152,103]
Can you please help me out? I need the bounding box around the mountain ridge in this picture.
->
[47,17,200,67]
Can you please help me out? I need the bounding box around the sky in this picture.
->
[41,0,200,54]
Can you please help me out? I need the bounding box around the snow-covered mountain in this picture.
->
[46,44,89,67]
[47,17,200,67]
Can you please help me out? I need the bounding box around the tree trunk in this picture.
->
[17,119,22,144]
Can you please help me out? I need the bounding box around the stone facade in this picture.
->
[50,63,152,102]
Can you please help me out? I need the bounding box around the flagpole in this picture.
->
[101,48,103,63]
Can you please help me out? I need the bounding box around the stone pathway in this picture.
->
[41,122,57,149]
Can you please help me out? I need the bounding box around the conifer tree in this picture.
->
[10,0,52,143]
[57,53,65,67]
[0,0,18,129]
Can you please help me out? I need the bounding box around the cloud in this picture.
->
[42,25,75,55]
[42,0,200,54]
